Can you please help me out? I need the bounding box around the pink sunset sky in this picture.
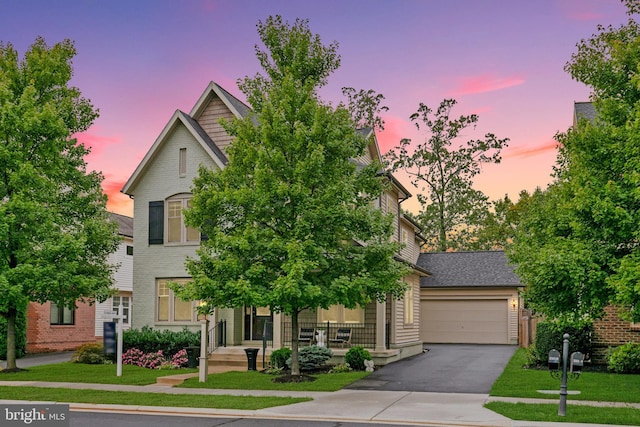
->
[0,0,630,217]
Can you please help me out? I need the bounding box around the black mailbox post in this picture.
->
[548,333,582,417]
[244,348,259,371]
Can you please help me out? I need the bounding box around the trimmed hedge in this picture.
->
[534,320,593,365]
[122,326,199,358]
[286,345,333,371]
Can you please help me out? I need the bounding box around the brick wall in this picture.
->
[26,301,96,353]
[592,305,640,363]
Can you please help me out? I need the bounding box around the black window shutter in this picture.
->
[148,201,164,244]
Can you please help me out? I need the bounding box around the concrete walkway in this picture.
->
[1,380,634,427]
[0,352,633,427]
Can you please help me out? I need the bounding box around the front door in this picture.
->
[244,306,273,341]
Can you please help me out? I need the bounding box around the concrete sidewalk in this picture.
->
[1,380,634,427]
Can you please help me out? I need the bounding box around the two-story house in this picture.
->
[25,212,134,353]
[122,81,428,364]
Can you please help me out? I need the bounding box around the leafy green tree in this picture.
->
[508,1,640,321]
[467,192,530,251]
[177,16,408,376]
[0,37,120,370]
[385,99,509,251]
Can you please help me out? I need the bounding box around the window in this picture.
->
[112,296,131,325]
[167,196,199,244]
[126,245,133,256]
[148,196,200,245]
[404,285,414,324]
[401,229,409,245]
[156,279,199,322]
[179,148,187,177]
[319,305,364,323]
[50,303,74,325]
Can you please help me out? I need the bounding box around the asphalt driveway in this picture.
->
[346,344,517,393]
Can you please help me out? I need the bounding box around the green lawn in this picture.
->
[487,348,640,425]
[486,401,640,426]
[490,348,640,403]
[0,386,309,410]
[0,362,197,385]
[180,370,370,392]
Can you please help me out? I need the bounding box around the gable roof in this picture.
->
[418,251,521,288]
[122,81,250,196]
[189,81,252,120]
[121,109,229,195]
[109,212,133,238]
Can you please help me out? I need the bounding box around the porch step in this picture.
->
[208,347,271,370]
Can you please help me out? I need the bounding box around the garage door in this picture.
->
[420,299,508,344]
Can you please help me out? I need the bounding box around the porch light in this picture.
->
[510,298,518,310]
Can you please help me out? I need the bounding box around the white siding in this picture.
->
[95,236,133,337]
[130,123,219,331]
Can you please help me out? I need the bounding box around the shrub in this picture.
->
[287,345,333,371]
[329,363,352,373]
[123,326,199,358]
[72,343,106,364]
[122,347,188,369]
[607,342,640,374]
[345,346,372,371]
[269,347,291,369]
[533,320,593,366]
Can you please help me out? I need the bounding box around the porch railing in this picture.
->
[282,321,378,349]
[208,319,226,353]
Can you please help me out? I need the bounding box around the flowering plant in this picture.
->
[122,348,190,369]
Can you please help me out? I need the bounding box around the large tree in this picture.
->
[385,99,509,251]
[0,37,120,370]
[508,1,640,321]
[177,16,408,376]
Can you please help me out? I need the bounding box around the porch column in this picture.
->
[272,312,282,349]
[375,300,386,352]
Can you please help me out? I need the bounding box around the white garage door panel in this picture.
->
[421,299,508,344]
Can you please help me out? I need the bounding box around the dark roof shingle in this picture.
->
[418,251,521,288]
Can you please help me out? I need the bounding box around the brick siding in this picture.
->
[592,305,640,363]
[26,301,96,353]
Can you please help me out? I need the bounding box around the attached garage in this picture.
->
[420,298,509,344]
[417,251,522,345]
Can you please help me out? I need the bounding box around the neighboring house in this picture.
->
[572,101,640,362]
[417,251,522,345]
[25,212,133,353]
[94,213,134,338]
[121,81,428,364]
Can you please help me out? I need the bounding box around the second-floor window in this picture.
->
[167,197,199,244]
[148,195,200,245]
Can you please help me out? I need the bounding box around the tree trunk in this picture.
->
[291,310,300,376]
[5,308,17,370]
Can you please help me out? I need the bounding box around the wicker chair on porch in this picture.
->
[298,327,316,346]
[329,327,352,348]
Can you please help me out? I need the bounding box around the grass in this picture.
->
[490,348,640,403]
[0,386,309,410]
[179,370,370,391]
[487,348,640,425]
[0,362,197,385]
[486,401,640,426]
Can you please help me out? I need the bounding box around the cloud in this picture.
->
[102,176,133,216]
[505,139,560,158]
[377,115,406,155]
[450,74,525,97]
[73,128,121,158]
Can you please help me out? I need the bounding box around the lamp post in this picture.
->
[197,303,209,383]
